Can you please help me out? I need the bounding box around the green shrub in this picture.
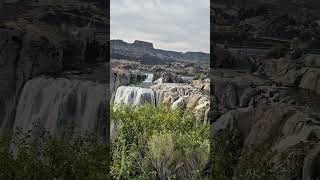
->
[0,129,109,179]
[210,130,242,180]
[111,105,210,179]
[0,105,210,179]
[148,132,175,179]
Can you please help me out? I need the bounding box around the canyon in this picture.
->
[111,39,210,64]
[111,59,210,121]
[0,0,319,179]
[211,2,320,178]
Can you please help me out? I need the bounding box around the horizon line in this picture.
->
[110,39,210,54]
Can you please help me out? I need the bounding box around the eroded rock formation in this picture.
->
[258,54,320,94]
[151,82,210,121]
[210,68,320,179]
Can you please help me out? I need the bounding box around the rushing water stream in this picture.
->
[113,86,155,107]
[13,77,108,137]
[138,72,154,88]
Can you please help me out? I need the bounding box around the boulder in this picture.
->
[261,58,302,86]
[151,83,210,120]
[211,103,320,179]
[192,80,210,92]
[299,68,320,94]
[171,97,185,110]
[239,88,260,107]
[161,72,184,83]
[210,68,320,179]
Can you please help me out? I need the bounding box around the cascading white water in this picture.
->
[143,73,154,83]
[13,77,108,137]
[113,86,155,107]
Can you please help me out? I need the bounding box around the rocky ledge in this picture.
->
[210,65,320,179]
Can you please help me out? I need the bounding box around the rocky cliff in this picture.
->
[111,39,210,64]
[210,56,320,179]
[0,0,109,136]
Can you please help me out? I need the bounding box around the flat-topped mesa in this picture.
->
[132,40,154,50]
[110,39,210,63]
[111,40,128,46]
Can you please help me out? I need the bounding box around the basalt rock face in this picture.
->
[258,55,320,94]
[214,0,320,18]
[151,82,210,121]
[213,1,320,40]
[155,72,185,84]
[299,68,320,95]
[111,39,209,64]
[0,29,63,133]
[0,0,108,135]
[1,0,108,68]
[210,69,320,180]
[132,40,154,50]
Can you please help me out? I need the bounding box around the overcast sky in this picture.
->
[111,0,210,53]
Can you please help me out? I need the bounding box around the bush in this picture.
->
[0,129,109,179]
[210,130,242,180]
[0,105,210,179]
[111,105,210,179]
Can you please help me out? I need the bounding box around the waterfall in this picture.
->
[143,73,154,83]
[13,77,108,137]
[113,86,155,107]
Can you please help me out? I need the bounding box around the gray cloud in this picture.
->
[111,0,210,53]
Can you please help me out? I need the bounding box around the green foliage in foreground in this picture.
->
[0,105,210,180]
[0,129,109,180]
[111,105,210,180]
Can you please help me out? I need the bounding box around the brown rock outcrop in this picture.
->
[151,83,210,121]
